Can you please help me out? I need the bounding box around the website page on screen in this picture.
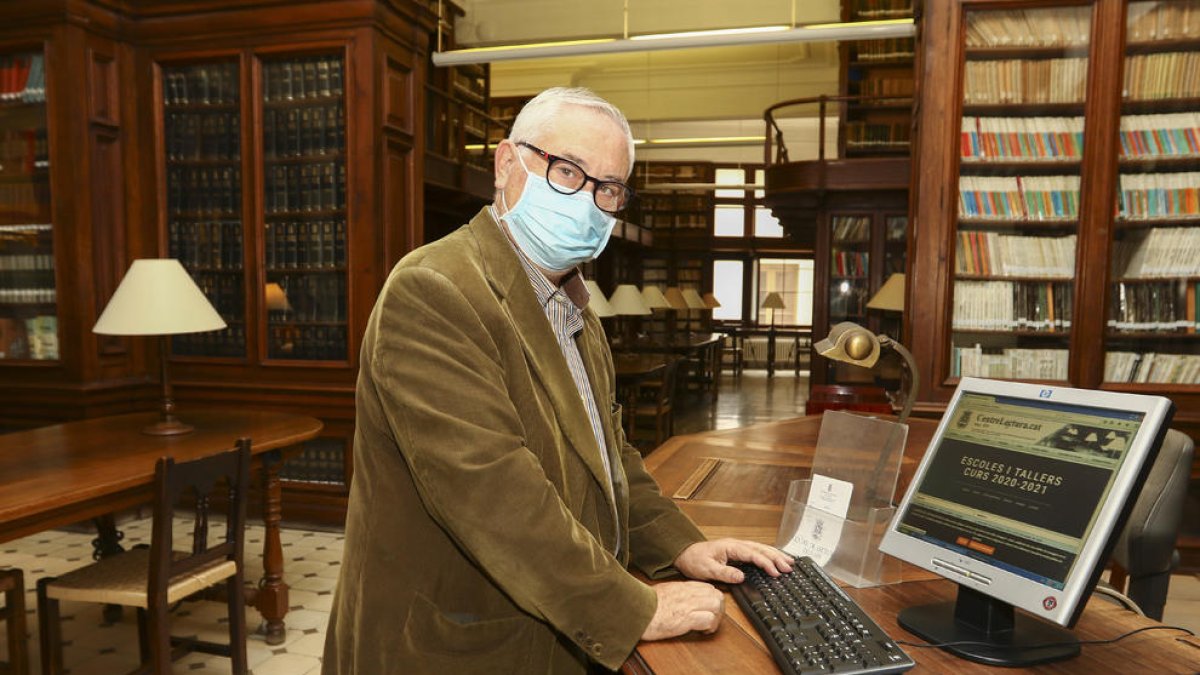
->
[895,392,1145,589]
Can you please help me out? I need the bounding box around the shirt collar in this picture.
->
[490,205,591,311]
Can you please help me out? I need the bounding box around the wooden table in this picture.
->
[615,354,670,439]
[622,333,724,396]
[625,415,1200,673]
[0,409,323,645]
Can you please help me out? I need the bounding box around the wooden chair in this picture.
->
[721,332,744,378]
[0,568,27,675]
[631,358,680,449]
[36,439,252,675]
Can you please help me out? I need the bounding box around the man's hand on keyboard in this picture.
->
[673,538,795,584]
[640,580,725,641]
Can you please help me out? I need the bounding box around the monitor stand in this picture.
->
[897,585,1080,667]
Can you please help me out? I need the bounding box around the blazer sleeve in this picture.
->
[368,265,656,670]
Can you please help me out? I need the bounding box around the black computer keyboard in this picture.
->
[730,558,915,675]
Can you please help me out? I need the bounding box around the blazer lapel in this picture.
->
[468,210,618,519]
[577,312,630,557]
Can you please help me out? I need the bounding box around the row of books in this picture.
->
[1115,226,1200,277]
[172,326,245,358]
[164,112,241,162]
[951,345,1068,380]
[1108,280,1196,331]
[263,57,344,104]
[831,251,868,278]
[845,121,910,148]
[279,440,345,484]
[264,219,346,270]
[0,254,54,290]
[831,216,871,242]
[952,280,1073,330]
[0,315,56,360]
[965,7,1090,48]
[0,223,50,234]
[0,287,55,304]
[1119,113,1200,159]
[267,273,346,323]
[960,116,1083,161]
[854,77,914,98]
[1123,52,1200,101]
[955,232,1076,277]
[1127,0,1200,42]
[189,271,245,319]
[164,63,238,107]
[1116,172,1200,220]
[168,220,244,271]
[0,130,49,175]
[0,179,51,222]
[963,58,1087,105]
[265,162,346,215]
[958,175,1080,220]
[1105,352,1200,384]
[166,167,241,215]
[0,53,45,104]
[830,286,869,319]
[264,103,345,159]
[640,215,707,231]
[266,324,346,361]
[853,39,914,62]
[851,0,911,19]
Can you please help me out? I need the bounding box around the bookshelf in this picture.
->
[908,0,1200,432]
[840,0,915,156]
[0,50,53,362]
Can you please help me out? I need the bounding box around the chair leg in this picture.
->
[147,601,172,675]
[3,570,27,675]
[226,572,248,675]
[36,579,63,675]
[135,607,150,665]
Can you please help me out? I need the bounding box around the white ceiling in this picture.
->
[446,0,847,162]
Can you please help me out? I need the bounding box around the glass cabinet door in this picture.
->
[163,60,246,358]
[0,49,56,361]
[950,4,1092,381]
[260,53,348,362]
[1104,1,1200,385]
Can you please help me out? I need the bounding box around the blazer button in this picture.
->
[591,643,604,655]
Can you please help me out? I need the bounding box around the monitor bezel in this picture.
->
[879,377,1174,627]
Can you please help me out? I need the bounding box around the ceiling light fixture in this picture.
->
[432,19,915,66]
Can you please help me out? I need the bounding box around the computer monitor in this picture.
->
[879,377,1174,667]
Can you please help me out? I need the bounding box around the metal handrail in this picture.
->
[763,93,913,166]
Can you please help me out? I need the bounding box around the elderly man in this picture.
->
[323,87,792,674]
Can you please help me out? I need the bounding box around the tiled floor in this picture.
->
[2,370,1198,673]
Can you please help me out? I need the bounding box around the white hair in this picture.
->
[508,87,635,176]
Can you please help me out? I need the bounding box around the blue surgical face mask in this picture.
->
[498,150,617,272]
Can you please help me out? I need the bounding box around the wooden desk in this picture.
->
[0,409,322,645]
[622,333,724,396]
[627,415,1200,673]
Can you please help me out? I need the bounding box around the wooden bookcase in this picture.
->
[0,1,436,524]
[907,0,1200,435]
[840,0,916,156]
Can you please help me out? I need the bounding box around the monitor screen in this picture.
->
[879,377,1173,665]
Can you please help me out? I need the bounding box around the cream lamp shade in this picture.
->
[265,282,292,312]
[641,285,671,310]
[866,273,906,312]
[681,288,707,310]
[702,292,721,309]
[583,280,615,317]
[609,284,651,315]
[761,291,786,310]
[93,259,226,335]
[662,286,689,311]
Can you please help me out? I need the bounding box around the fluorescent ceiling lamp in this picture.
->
[647,135,765,145]
[432,19,915,66]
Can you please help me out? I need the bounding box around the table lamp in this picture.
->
[641,285,671,311]
[265,282,292,313]
[761,291,786,327]
[866,273,905,312]
[702,292,721,309]
[682,288,708,310]
[93,259,227,435]
[662,286,689,311]
[609,283,650,344]
[814,321,918,424]
[583,280,615,318]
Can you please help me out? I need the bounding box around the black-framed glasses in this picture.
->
[517,141,635,214]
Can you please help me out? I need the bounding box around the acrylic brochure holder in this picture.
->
[777,410,908,588]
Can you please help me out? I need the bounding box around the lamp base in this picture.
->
[141,419,194,436]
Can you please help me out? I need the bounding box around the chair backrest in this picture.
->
[1111,428,1194,575]
[148,438,251,606]
[655,358,680,411]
